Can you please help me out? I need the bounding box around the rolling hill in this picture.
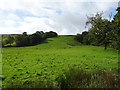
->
[2,36,118,88]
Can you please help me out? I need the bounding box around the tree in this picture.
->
[74,34,83,43]
[36,31,44,35]
[83,32,96,45]
[22,32,27,36]
[30,33,43,45]
[74,31,89,43]
[3,35,14,46]
[15,35,25,46]
[86,12,111,50]
[44,31,58,38]
[113,7,120,50]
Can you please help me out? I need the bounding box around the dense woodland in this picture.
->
[75,7,120,50]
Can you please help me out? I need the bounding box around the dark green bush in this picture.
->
[44,31,58,38]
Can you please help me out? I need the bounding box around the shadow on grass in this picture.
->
[2,40,50,48]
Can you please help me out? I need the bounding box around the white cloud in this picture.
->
[0,0,119,35]
[8,13,20,20]
[3,20,16,26]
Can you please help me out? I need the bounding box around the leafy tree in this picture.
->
[15,35,25,46]
[86,12,111,50]
[113,7,120,50]
[74,34,83,43]
[30,33,43,45]
[22,32,27,36]
[83,33,96,45]
[2,35,14,46]
[74,9,119,50]
[74,31,89,43]
[36,31,44,35]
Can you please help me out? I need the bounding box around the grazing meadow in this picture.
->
[2,36,118,88]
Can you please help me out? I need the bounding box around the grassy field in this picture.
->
[2,36,118,88]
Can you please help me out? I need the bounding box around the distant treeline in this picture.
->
[75,7,120,50]
[2,31,58,47]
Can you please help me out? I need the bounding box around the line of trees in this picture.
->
[2,31,58,47]
[75,7,120,50]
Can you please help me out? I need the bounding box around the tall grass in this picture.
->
[56,67,119,88]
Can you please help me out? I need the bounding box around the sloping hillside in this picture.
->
[2,36,118,88]
[31,35,81,49]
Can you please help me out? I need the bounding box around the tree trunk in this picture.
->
[104,43,107,50]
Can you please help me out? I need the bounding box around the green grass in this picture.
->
[2,36,118,88]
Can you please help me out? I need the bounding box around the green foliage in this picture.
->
[113,7,120,50]
[75,9,120,50]
[29,33,43,45]
[44,31,58,38]
[74,34,83,43]
[15,35,27,46]
[83,33,93,45]
[2,31,58,47]
[2,35,14,46]
[75,31,96,45]
[86,12,112,50]
[74,31,89,44]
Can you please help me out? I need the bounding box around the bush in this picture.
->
[2,35,14,46]
[74,34,83,43]
[44,31,58,38]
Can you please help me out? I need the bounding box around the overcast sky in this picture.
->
[0,0,119,35]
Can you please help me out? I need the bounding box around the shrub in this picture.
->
[2,35,14,46]
[44,31,58,38]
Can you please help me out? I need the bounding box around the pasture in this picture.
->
[2,36,118,88]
